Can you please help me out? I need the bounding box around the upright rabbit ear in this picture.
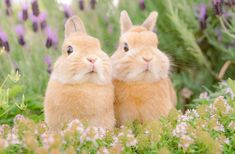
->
[65,16,86,38]
[142,11,158,31]
[120,10,133,34]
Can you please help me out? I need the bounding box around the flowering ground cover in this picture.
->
[0,79,234,153]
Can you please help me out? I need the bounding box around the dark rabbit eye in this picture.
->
[67,46,73,55]
[123,42,129,52]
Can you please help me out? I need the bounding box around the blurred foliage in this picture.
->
[0,0,234,123]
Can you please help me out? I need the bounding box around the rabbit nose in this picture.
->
[142,57,152,63]
[87,57,96,64]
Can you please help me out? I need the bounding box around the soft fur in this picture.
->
[44,16,115,131]
[111,11,176,126]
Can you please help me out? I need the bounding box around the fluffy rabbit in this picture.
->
[111,11,176,126]
[44,16,115,131]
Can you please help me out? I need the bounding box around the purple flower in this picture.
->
[199,4,207,30]
[225,0,235,7]
[6,7,12,16]
[0,31,10,52]
[45,27,58,49]
[4,0,11,8]
[30,14,39,32]
[139,0,146,10]
[63,5,73,19]
[79,0,84,11]
[31,0,40,16]
[39,12,47,30]
[44,55,52,74]
[213,0,223,16]
[18,4,28,22]
[90,0,96,10]
[4,0,12,16]
[15,25,26,46]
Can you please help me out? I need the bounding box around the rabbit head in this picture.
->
[51,16,112,85]
[111,11,170,82]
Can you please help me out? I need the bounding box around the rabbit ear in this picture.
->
[120,10,133,34]
[142,11,158,31]
[65,16,86,38]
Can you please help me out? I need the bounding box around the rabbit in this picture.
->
[44,16,115,131]
[111,11,177,126]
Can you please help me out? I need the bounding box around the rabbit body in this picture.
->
[44,16,115,130]
[45,80,115,130]
[112,11,176,125]
[113,78,176,126]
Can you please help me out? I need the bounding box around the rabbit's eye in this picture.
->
[67,46,73,55]
[123,43,129,52]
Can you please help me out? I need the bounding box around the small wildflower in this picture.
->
[172,122,188,138]
[15,25,26,46]
[6,131,20,145]
[18,4,28,21]
[213,96,232,114]
[0,31,10,52]
[44,55,52,74]
[90,0,96,9]
[41,133,55,149]
[213,0,223,16]
[63,5,73,19]
[199,91,209,99]
[45,27,58,49]
[179,135,194,150]
[139,0,146,10]
[80,127,106,143]
[199,4,207,30]
[6,7,12,16]
[4,0,11,8]
[39,12,47,30]
[14,114,25,124]
[79,0,84,10]
[30,14,39,32]
[97,147,109,154]
[225,0,235,7]
[177,109,199,123]
[225,87,235,99]
[66,119,84,133]
[31,0,40,16]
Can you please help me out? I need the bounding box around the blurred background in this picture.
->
[0,0,234,124]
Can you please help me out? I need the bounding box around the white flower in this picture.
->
[214,120,225,132]
[225,87,234,99]
[80,127,106,143]
[177,109,199,123]
[178,135,193,150]
[172,122,188,138]
[14,114,25,124]
[199,92,209,99]
[41,133,55,149]
[66,119,84,133]
[6,131,20,145]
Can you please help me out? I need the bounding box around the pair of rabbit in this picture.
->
[44,10,176,131]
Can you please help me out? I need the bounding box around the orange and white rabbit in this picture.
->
[111,11,176,126]
[44,16,115,131]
